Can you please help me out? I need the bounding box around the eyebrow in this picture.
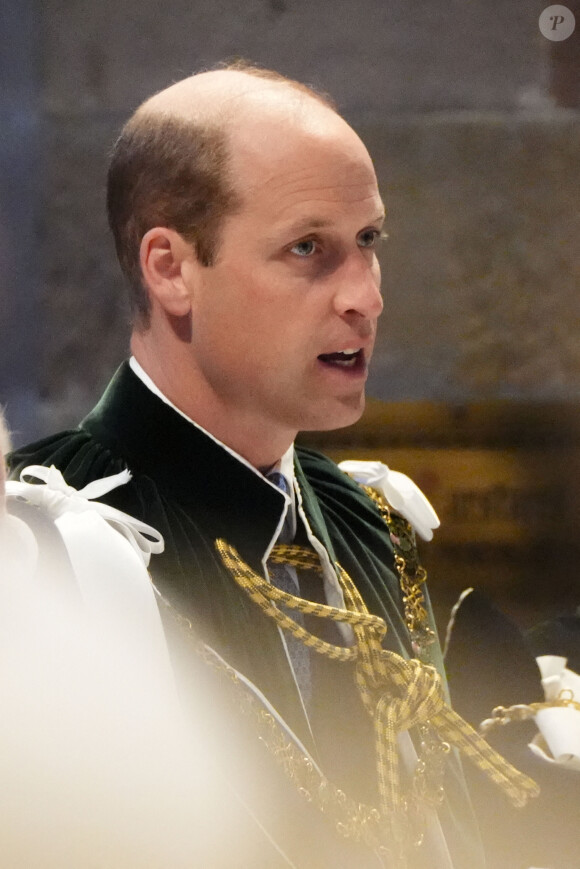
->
[280,209,387,238]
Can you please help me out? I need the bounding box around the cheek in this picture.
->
[192,282,267,367]
[195,261,313,362]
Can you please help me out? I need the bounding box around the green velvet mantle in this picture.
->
[9,361,485,868]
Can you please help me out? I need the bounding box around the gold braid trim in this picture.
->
[216,537,539,856]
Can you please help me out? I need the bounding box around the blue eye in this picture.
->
[357,229,381,249]
[290,239,317,257]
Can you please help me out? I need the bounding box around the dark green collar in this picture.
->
[81,361,331,570]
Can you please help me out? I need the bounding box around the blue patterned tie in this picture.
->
[267,472,312,705]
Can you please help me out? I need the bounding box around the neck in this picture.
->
[131,335,295,469]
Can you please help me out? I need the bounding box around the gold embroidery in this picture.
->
[155,591,391,860]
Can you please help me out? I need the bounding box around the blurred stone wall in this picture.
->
[300,400,580,626]
[0,1,43,443]
[1,0,579,441]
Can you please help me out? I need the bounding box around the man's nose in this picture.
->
[333,256,383,320]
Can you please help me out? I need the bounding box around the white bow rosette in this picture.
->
[6,464,163,565]
[338,459,440,541]
[528,655,580,772]
[3,464,167,669]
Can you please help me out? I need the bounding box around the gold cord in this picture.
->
[216,536,540,860]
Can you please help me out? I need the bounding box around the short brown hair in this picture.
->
[107,117,236,326]
[106,63,336,327]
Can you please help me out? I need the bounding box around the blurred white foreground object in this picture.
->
[0,465,259,868]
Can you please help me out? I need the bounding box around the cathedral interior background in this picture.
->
[1,0,579,631]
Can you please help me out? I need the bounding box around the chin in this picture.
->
[300,394,366,433]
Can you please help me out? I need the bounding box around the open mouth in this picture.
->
[317,348,364,370]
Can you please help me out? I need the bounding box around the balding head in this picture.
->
[107,65,339,327]
[139,66,335,125]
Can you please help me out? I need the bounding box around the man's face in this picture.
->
[183,107,384,439]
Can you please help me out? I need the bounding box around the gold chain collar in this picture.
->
[360,485,436,657]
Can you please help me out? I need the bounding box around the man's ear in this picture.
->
[139,227,194,317]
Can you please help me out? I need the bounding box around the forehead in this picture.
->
[227,105,382,225]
